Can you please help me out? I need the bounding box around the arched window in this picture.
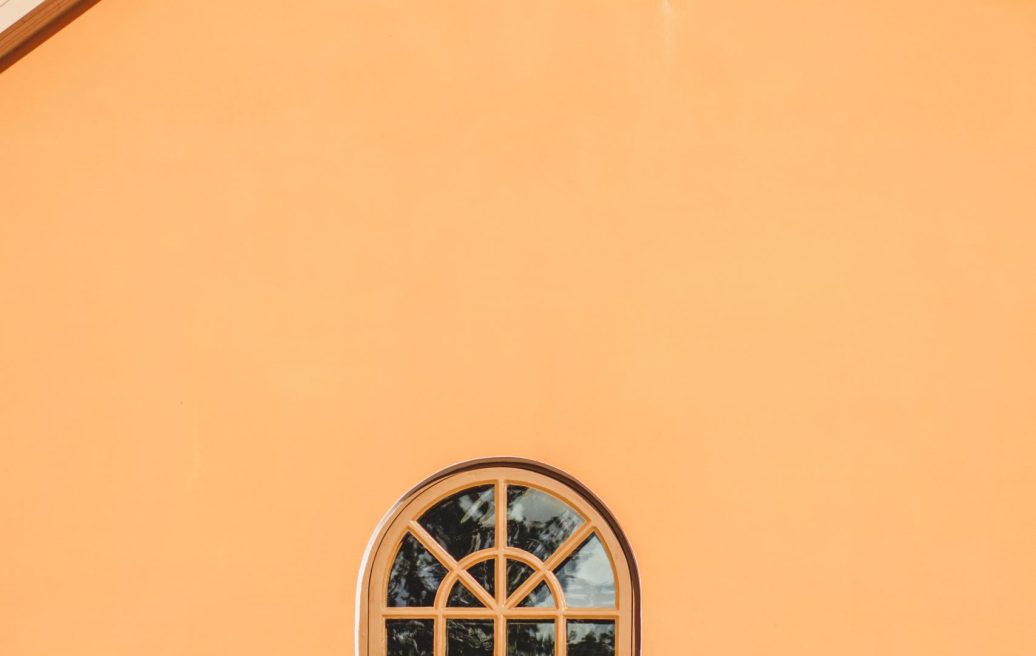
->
[358,459,640,656]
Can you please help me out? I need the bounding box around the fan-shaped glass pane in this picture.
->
[567,621,614,656]
[506,559,535,597]
[447,580,484,608]
[447,619,494,656]
[387,619,434,656]
[517,580,554,608]
[553,534,614,607]
[419,485,495,560]
[388,533,447,606]
[507,485,583,560]
[507,621,555,656]
[467,560,495,598]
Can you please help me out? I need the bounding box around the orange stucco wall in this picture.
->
[1,2,1035,655]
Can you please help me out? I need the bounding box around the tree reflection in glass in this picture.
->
[447,580,483,607]
[507,486,583,561]
[447,619,494,656]
[388,533,447,606]
[517,581,554,608]
[419,485,495,560]
[467,560,495,598]
[387,619,434,656]
[506,559,535,597]
[553,534,615,607]
[507,621,554,656]
[567,620,615,656]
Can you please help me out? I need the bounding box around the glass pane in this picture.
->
[447,619,494,656]
[388,533,447,607]
[553,534,615,607]
[507,485,583,560]
[419,485,495,560]
[506,559,535,597]
[447,580,484,607]
[387,619,434,656]
[517,581,554,608]
[567,621,615,656]
[507,621,555,656]
[467,560,495,598]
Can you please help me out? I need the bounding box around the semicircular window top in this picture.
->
[361,461,638,656]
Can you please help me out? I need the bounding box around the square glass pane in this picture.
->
[387,619,434,656]
[567,620,614,656]
[507,620,555,656]
[447,619,494,656]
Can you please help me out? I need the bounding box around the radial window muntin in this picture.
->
[360,460,638,656]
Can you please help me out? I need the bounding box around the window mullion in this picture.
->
[407,520,459,570]
[557,615,567,656]
[542,522,594,572]
[435,610,446,656]
[495,479,507,656]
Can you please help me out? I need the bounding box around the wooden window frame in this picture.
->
[0,0,96,72]
[358,457,640,656]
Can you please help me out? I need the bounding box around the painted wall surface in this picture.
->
[1,2,1035,655]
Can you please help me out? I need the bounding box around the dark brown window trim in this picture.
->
[0,0,99,73]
